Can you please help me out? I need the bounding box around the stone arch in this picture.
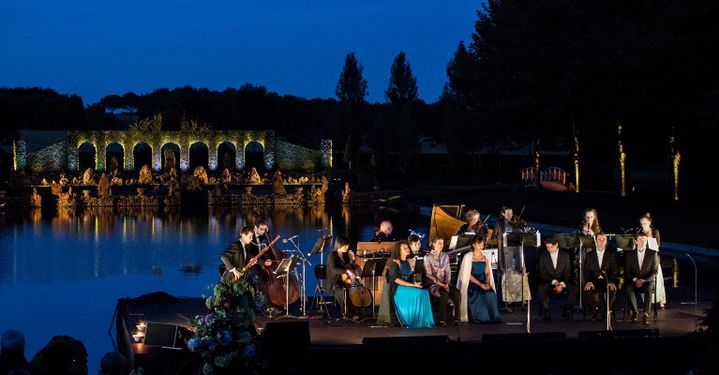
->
[161,143,181,171]
[217,141,237,171]
[105,142,124,172]
[133,142,152,171]
[245,141,264,171]
[189,142,209,171]
[78,142,96,172]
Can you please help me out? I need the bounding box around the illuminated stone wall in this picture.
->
[17,117,327,173]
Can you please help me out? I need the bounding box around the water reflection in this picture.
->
[0,206,425,287]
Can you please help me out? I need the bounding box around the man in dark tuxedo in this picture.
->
[583,233,619,321]
[625,232,659,325]
[538,237,578,320]
[221,226,270,314]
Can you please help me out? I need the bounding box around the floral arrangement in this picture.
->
[186,278,258,374]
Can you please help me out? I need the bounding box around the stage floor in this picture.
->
[256,301,708,344]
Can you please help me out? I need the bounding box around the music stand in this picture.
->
[576,234,596,310]
[615,234,636,252]
[504,232,540,333]
[359,258,388,320]
[274,256,300,320]
[310,235,333,265]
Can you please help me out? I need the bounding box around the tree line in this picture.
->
[2,0,718,195]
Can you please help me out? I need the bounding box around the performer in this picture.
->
[494,206,531,312]
[578,208,602,236]
[537,237,578,320]
[407,234,426,283]
[457,236,501,323]
[457,209,488,238]
[638,213,666,309]
[373,220,396,242]
[384,241,434,328]
[625,232,659,325]
[246,220,281,315]
[220,226,270,314]
[324,236,363,319]
[247,220,276,267]
[424,237,461,325]
[583,233,618,321]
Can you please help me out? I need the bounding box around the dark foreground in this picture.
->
[116,290,714,375]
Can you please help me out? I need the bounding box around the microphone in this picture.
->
[282,235,299,243]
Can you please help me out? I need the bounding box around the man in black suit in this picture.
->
[625,232,659,325]
[221,226,270,314]
[583,233,619,321]
[538,237,578,320]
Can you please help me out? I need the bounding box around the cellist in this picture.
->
[325,236,364,320]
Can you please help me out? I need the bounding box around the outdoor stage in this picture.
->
[115,290,711,374]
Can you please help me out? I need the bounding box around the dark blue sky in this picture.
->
[1,1,480,105]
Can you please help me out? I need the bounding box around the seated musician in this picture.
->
[578,208,602,236]
[457,209,488,238]
[538,237,578,320]
[246,220,281,315]
[625,232,659,325]
[407,234,426,280]
[423,237,460,325]
[384,241,434,328]
[221,226,270,314]
[457,235,501,323]
[583,233,618,321]
[324,236,363,319]
[248,220,276,268]
[373,220,396,242]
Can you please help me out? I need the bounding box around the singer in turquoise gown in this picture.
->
[386,242,434,328]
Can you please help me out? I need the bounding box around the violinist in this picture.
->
[458,209,488,238]
[325,236,363,319]
[220,226,270,314]
[493,206,531,312]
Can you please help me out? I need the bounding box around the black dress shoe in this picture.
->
[642,313,650,325]
[631,311,639,322]
[542,311,551,321]
[561,309,573,320]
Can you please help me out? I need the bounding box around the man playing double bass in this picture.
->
[246,220,283,315]
[221,226,272,315]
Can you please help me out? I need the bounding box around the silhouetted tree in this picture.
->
[383,51,419,175]
[334,52,369,169]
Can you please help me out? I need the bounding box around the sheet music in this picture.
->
[647,237,659,251]
[449,235,459,250]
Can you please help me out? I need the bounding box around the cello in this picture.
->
[260,232,301,308]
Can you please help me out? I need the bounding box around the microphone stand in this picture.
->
[600,270,613,331]
[286,235,311,317]
[684,253,698,318]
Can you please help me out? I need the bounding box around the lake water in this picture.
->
[0,206,428,373]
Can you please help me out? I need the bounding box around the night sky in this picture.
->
[1,0,479,105]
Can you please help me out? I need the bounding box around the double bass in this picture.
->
[259,232,301,307]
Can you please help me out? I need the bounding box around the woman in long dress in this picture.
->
[457,236,501,323]
[382,241,434,328]
[638,213,666,308]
